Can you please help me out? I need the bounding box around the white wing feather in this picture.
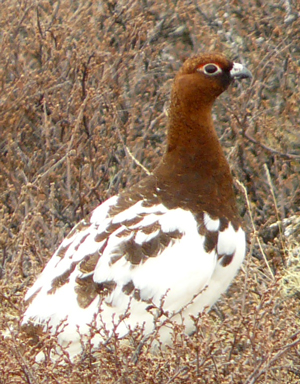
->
[23,196,245,359]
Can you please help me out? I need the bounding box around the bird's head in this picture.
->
[172,53,252,108]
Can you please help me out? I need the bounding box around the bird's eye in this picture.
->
[202,64,222,75]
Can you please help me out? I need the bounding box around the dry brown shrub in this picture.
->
[1,0,300,383]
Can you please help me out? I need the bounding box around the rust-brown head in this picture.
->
[172,53,252,109]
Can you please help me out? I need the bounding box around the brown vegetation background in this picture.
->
[0,1,300,383]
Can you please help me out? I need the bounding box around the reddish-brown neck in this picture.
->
[153,78,238,220]
[156,79,229,176]
[166,105,221,164]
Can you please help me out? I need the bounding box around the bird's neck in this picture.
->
[153,104,238,219]
[157,104,228,175]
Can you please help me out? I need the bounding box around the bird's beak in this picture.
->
[230,62,252,79]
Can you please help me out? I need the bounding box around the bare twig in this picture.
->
[245,335,300,384]
[263,164,287,257]
[125,146,152,176]
[233,114,300,160]
[235,179,275,279]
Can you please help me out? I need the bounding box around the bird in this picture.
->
[22,53,251,360]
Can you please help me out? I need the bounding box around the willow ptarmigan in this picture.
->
[22,53,252,359]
